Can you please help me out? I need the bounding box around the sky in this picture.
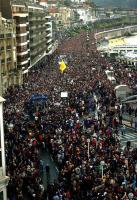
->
[92,0,137,8]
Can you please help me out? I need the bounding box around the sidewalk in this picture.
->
[122,113,137,122]
[122,113,137,130]
[122,119,136,130]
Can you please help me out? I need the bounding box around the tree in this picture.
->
[64,0,71,7]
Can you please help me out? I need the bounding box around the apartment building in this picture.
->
[28,5,48,67]
[11,2,30,74]
[11,0,53,72]
[0,13,17,95]
[48,6,73,31]
[59,7,72,29]
[45,15,53,55]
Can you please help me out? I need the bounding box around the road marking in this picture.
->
[122,135,135,139]
[121,139,137,142]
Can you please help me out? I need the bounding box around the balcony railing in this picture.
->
[6,33,12,38]
[7,58,12,63]
[6,45,12,50]
[0,34,4,39]
[1,60,5,64]
[0,47,4,51]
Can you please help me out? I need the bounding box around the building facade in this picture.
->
[0,97,10,200]
[48,6,73,31]
[12,2,30,75]
[11,1,53,73]
[0,13,18,96]
[0,0,55,91]
[12,1,52,74]
[58,6,72,29]
[28,5,52,65]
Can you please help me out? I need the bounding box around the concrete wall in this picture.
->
[95,25,137,41]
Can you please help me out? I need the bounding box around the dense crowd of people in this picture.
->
[3,30,137,200]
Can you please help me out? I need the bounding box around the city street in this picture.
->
[2,18,137,200]
[40,150,59,188]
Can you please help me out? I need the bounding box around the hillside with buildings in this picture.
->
[93,0,137,8]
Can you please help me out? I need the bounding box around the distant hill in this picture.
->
[92,0,137,8]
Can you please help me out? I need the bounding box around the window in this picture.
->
[17,54,28,62]
[7,58,12,63]
[16,36,27,43]
[0,192,3,200]
[0,47,4,51]
[0,34,4,39]
[16,27,27,34]
[6,33,12,38]
[17,45,28,52]
[1,59,5,64]
[6,45,11,50]
[15,17,27,24]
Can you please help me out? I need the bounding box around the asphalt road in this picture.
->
[40,149,59,189]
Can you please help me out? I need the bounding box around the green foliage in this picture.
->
[64,0,71,7]
[65,16,137,39]
[123,31,133,37]
[92,16,137,30]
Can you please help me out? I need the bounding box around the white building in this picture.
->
[76,8,93,24]
[45,15,55,55]
[71,0,86,3]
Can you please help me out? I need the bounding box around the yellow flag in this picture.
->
[59,60,67,73]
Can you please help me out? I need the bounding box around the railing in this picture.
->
[6,45,11,50]
[0,34,4,39]
[114,45,137,48]
[0,167,3,177]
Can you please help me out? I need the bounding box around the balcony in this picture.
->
[8,68,18,75]
[18,59,29,66]
[46,32,52,37]
[6,45,11,50]
[0,47,4,51]
[30,26,37,30]
[7,58,12,63]
[1,60,5,64]
[0,34,4,39]
[0,176,9,189]
[46,38,52,44]
[47,44,52,50]
[46,22,51,25]
[6,33,12,38]
[45,16,51,19]
[46,28,51,33]
[29,17,37,21]
[0,167,9,188]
